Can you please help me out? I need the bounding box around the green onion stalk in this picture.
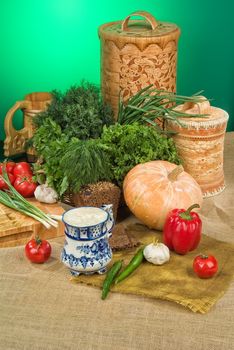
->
[117,85,209,130]
[0,171,58,229]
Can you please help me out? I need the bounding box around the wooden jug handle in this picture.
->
[4,100,30,135]
[121,11,158,31]
[4,100,31,156]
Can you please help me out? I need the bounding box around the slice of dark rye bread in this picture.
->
[110,223,140,251]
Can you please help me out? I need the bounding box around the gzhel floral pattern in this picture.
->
[61,237,112,272]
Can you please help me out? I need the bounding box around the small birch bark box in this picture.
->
[167,98,229,197]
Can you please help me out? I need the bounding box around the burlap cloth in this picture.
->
[0,133,234,350]
[72,223,234,314]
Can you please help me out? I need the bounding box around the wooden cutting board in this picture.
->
[0,199,65,248]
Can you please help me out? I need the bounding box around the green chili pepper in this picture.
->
[115,246,145,284]
[101,260,123,300]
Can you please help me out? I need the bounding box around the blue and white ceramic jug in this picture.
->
[61,205,114,276]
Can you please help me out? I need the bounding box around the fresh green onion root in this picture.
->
[0,170,58,229]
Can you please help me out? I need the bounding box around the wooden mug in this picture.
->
[4,92,52,159]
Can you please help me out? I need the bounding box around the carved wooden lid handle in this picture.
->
[182,96,210,114]
[121,11,158,31]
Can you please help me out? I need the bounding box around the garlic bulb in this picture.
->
[34,185,58,204]
[143,241,170,265]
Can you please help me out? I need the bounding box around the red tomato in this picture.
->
[0,161,16,174]
[193,254,218,279]
[0,173,15,190]
[14,176,37,197]
[25,237,52,263]
[13,162,33,177]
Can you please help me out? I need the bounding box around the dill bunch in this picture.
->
[34,82,114,139]
[60,139,112,193]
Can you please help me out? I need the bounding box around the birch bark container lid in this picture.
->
[99,11,179,40]
[167,98,229,197]
[98,11,180,118]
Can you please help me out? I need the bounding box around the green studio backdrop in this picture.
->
[0,0,233,142]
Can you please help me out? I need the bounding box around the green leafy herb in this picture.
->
[60,139,112,193]
[100,123,181,186]
[31,118,70,196]
[34,82,114,140]
[30,84,189,195]
[31,118,113,196]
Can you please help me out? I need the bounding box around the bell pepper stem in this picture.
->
[179,204,200,220]
[185,204,200,215]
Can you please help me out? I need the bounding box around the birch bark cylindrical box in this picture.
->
[98,11,180,118]
[166,98,229,197]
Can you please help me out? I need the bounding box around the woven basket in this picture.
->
[167,98,229,197]
[62,182,121,221]
[99,10,180,118]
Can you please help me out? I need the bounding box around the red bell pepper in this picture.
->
[163,204,202,255]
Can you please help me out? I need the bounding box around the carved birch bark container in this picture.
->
[167,98,229,197]
[98,11,180,118]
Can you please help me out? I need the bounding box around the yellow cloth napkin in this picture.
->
[72,223,234,313]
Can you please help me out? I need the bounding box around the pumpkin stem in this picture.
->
[168,165,184,182]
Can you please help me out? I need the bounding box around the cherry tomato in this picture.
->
[13,162,33,177]
[193,254,218,279]
[25,237,52,263]
[14,176,37,197]
[0,173,15,190]
[0,161,16,174]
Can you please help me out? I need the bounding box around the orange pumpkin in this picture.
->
[123,160,203,231]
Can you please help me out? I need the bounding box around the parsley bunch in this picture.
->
[32,118,70,196]
[100,123,181,186]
